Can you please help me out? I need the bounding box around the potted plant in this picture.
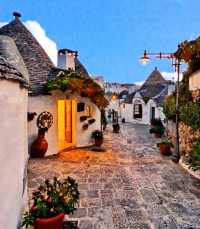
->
[21,177,80,229]
[91,130,103,146]
[113,123,120,133]
[150,118,163,127]
[149,126,165,138]
[157,140,174,155]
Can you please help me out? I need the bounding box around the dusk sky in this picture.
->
[1,0,200,84]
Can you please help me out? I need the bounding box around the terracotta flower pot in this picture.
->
[159,144,171,155]
[94,138,103,147]
[34,213,65,229]
[31,129,48,158]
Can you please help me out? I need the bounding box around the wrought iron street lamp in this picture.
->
[140,49,182,163]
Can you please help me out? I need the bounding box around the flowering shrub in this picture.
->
[45,70,108,108]
[21,177,80,228]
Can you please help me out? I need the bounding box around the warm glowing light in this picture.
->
[140,50,150,65]
[112,95,117,100]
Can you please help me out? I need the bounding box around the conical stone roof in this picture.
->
[141,67,166,87]
[0,12,90,95]
[138,67,167,102]
[0,35,28,87]
[0,13,53,95]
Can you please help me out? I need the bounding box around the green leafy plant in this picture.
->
[163,95,176,122]
[21,177,80,228]
[180,102,200,131]
[91,130,103,140]
[150,118,163,127]
[157,140,174,148]
[175,37,200,74]
[149,126,165,135]
[191,138,200,168]
[45,70,108,108]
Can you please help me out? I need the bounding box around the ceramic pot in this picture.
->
[159,144,171,155]
[94,138,103,147]
[34,213,65,229]
[31,128,48,158]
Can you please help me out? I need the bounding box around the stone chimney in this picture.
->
[57,49,78,70]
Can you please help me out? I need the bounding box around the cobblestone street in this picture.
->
[28,123,200,229]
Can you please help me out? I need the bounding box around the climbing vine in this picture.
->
[45,70,108,108]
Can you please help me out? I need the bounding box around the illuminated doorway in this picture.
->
[58,99,76,150]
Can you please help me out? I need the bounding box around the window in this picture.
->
[133,104,142,119]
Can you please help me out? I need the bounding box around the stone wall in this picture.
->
[167,88,200,155]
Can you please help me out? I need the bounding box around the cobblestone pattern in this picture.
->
[28,123,200,229]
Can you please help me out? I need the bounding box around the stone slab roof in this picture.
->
[0,14,53,95]
[0,56,28,86]
[0,13,90,95]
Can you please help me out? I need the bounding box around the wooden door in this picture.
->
[58,99,75,150]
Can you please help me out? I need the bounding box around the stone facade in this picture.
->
[167,70,200,156]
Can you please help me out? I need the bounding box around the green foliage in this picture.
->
[150,118,163,127]
[149,126,165,135]
[191,138,200,168]
[163,95,176,121]
[163,72,192,123]
[45,70,109,108]
[157,140,174,148]
[176,37,200,74]
[180,102,200,131]
[22,177,80,228]
[21,212,34,228]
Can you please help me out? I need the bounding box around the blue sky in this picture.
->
[1,0,200,84]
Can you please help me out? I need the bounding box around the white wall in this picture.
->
[75,98,101,147]
[28,91,101,156]
[189,70,200,91]
[0,80,28,229]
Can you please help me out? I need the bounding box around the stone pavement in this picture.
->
[28,123,200,229]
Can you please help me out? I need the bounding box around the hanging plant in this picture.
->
[175,37,200,74]
[45,70,108,108]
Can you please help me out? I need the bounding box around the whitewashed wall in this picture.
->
[28,91,101,156]
[189,70,200,91]
[0,80,28,229]
[120,97,165,125]
[75,98,101,147]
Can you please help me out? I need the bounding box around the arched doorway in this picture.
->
[58,99,76,150]
[133,102,143,119]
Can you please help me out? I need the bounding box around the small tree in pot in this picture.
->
[91,130,103,147]
[21,177,80,229]
[149,126,165,138]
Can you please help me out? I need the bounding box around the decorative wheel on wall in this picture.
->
[31,111,53,158]
[37,111,53,130]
